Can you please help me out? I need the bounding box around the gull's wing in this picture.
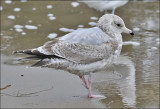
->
[15,27,118,64]
[59,27,111,45]
[33,27,117,64]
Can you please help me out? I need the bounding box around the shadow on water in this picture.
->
[1,0,159,108]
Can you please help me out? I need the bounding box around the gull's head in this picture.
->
[97,14,134,35]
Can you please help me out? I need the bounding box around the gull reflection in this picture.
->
[93,55,136,108]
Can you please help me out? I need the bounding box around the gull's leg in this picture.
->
[112,7,116,14]
[79,76,89,89]
[88,73,105,98]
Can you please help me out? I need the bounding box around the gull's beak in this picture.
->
[123,27,134,36]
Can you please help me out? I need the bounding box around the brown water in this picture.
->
[1,0,159,108]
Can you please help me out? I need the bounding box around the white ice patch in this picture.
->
[14,8,21,12]
[71,2,79,7]
[46,5,53,9]
[48,13,54,17]
[5,0,12,4]
[32,8,36,11]
[59,28,75,32]
[133,27,140,32]
[48,33,57,39]
[88,22,97,26]
[90,17,98,20]
[14,25,23,29]
[123,41,140,46]
[78,25,84,28]
[28,20,32,23]
[151,47,158,50]
[21,32,26,35]
[15,28,23,32]
[49,16,56,20]
[8,15,15,19]
[0,6,3,11]
[25,25,38,30]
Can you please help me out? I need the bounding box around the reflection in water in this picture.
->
[93,55,136,108]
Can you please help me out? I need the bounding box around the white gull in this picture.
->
[14,14,134,98]
[80,0,128,14]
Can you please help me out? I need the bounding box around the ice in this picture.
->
[49,16,56,20]
[14,8,21,12]
[48,33,58,39]
[28,20,32,23]
[21,32,26,35]
[0,6,3,11]
[46,5,53,9]
[15,28,23,32]
[71,2,80,7]
[14,25,23,29]
[32,8,36,11]
[90,17,98,20]
[5,0,12,4]
[48,13,54,17]
[123,41,140,46]
[8,15,15,20]
[88,22,97,26]
[78,25,84,28]
[25,25,38,30]
[133,27,140,32]
[59,28,75,32]
[151,47,158,50]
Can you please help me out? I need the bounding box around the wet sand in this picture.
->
[1,56,106,108]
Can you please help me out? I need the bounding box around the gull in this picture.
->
[80,0,128,14]
[14,14,134,98]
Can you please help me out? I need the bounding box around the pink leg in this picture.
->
[80,76,89,89]
[88,73,106,98]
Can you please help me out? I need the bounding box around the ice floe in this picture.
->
[25,25,38,30]
[90,17,98,20]
[8,15,15,20]
[48,33,57,39]
[88,22,97,26]
[59,28,75,32]
[14,8,21,12]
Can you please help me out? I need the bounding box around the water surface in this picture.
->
[1,0,159,108]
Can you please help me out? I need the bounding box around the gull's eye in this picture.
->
[117,24,121,27]
[114,22,122,27]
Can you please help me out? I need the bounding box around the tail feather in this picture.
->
[31,59,50,67]
[14,49,63,59]
[13,50,35,55]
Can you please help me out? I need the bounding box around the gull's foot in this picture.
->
[88,94,106,98]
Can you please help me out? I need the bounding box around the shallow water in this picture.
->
[1,0,159,108]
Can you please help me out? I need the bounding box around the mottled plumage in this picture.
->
[14,14,134,98]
